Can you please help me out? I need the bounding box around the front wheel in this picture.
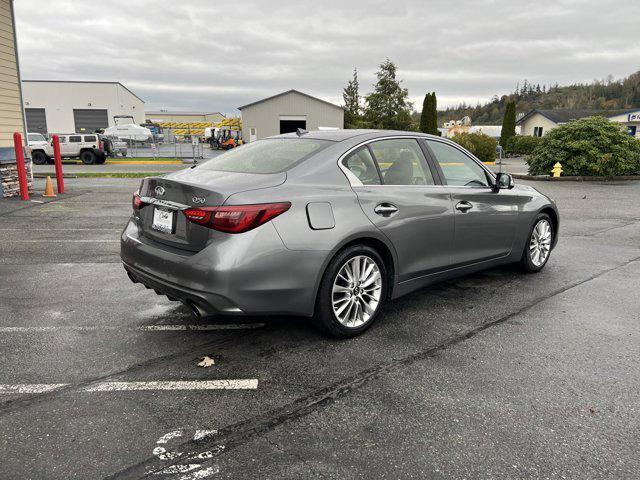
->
[314,245,387,338]
[32,151,48,165]
[520,213,554,272]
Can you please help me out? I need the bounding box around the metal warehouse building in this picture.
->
[239,90,344,142]
[21,80,145,135]
[0,0,26,150]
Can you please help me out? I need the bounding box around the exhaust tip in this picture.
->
[183,300,208,318]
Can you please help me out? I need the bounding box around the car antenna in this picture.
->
[296,128,308,137]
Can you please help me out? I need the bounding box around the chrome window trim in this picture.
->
[337,135,495,189]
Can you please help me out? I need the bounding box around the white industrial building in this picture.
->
[21,80,145,135]
[239,90,344,142]
[517,108,640,138]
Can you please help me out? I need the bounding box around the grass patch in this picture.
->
[71,172,167,178]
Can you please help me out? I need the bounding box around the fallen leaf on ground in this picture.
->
[197,356,215,368]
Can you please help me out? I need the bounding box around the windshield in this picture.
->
[28,134,46,142]
[198,138,331,174]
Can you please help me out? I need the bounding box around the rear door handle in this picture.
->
[455,201,473,212]
[374,203,398,216]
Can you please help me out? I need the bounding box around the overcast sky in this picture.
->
[14,0,640,115]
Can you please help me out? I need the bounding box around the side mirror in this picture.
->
[495,172,514,190]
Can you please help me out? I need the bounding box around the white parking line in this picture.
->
[0,384,67,394]
[0,380,258,394]
[0,324,264,332]
[84,380,258,391]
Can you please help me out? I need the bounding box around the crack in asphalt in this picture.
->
[107,255,640,480]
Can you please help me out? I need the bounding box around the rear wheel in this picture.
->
[80,150,96,164]
[32,150,48,165]
[520,213,554,272]
[314,245,387,338]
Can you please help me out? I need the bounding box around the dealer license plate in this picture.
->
[152,207,174,234]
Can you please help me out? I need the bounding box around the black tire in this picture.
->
[32,150,48,165]
[313,244,388,338]
[520,213,554,273]
[95,155,106,165]
[80,150,96,165]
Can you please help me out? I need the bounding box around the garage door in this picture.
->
[73,109,109,133]
[25,108,47,134]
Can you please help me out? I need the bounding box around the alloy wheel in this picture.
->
[529,219,552,267]
[332,255,382,328]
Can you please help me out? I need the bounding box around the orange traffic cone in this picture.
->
[43,176,56,197]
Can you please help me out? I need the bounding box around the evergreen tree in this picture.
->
[363,59,413,130]
[427,91,439,135]
[419,93,432,133]
[500,100,517,148]
[342,68,361,129]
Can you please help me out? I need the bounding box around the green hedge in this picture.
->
[451,132,497,163]
[527,116,640,176]
[506,135,542,156]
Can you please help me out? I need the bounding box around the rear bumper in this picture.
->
[120,218,328,316]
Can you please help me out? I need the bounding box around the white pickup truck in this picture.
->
[29,133,107,165]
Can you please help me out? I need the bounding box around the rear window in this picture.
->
[83,135,97,142]
[69,136,82,143]
[198,138,331,174]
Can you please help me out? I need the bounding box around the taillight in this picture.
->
[183,202,291,233]
[98,139,103,151]
[132,192,146,210]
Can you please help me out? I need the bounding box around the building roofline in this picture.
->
[517,108,640,125]
[22,80,145,103]
[238,89,345,111]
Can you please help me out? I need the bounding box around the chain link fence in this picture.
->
[124,133,208,159]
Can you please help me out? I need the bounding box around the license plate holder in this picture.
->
[152,207,175,234]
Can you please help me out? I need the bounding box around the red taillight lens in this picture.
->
[132,192,145,210]
[183,202,291,233]
[98,140,103,151]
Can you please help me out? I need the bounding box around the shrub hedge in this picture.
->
[451,132,497,163]
[527,116,640,176]
[506,135,542,156]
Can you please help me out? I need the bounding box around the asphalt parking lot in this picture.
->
[1,175,639,479]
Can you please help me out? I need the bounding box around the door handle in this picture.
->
[455,201,473,212]
[374,203,398,216]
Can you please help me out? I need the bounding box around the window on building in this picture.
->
[533,126,544,137]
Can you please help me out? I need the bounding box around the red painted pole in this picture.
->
[52,134,64,194]
[13,132,29,201]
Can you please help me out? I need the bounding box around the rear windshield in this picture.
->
[198,138,331,174]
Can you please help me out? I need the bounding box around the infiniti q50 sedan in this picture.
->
[121,130,558,337]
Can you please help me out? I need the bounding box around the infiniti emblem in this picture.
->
[192,196,206,204]
[155,186,165,196]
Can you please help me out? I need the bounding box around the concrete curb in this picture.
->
[512,174,640,182]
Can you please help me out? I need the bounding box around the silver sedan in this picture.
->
[121,130,558,337]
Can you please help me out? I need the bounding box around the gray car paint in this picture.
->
[121,129,559,317]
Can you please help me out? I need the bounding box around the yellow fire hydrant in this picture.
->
[551,162,563,178]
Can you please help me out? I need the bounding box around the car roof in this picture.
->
[269,129,440,142]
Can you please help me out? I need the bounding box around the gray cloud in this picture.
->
[15,0,640,115]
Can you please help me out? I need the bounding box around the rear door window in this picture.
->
[369,139,435,185]
[83,135,97,142]
[198,138,331,174]
[69,136,82,143]
[343,147,381,185]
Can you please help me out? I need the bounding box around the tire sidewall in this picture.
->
[316,245,388,338]
[522,213,554,272]
[80,150,96,164]
[32,151,47,165]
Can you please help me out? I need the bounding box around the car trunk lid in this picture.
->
[137,169,286,251]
